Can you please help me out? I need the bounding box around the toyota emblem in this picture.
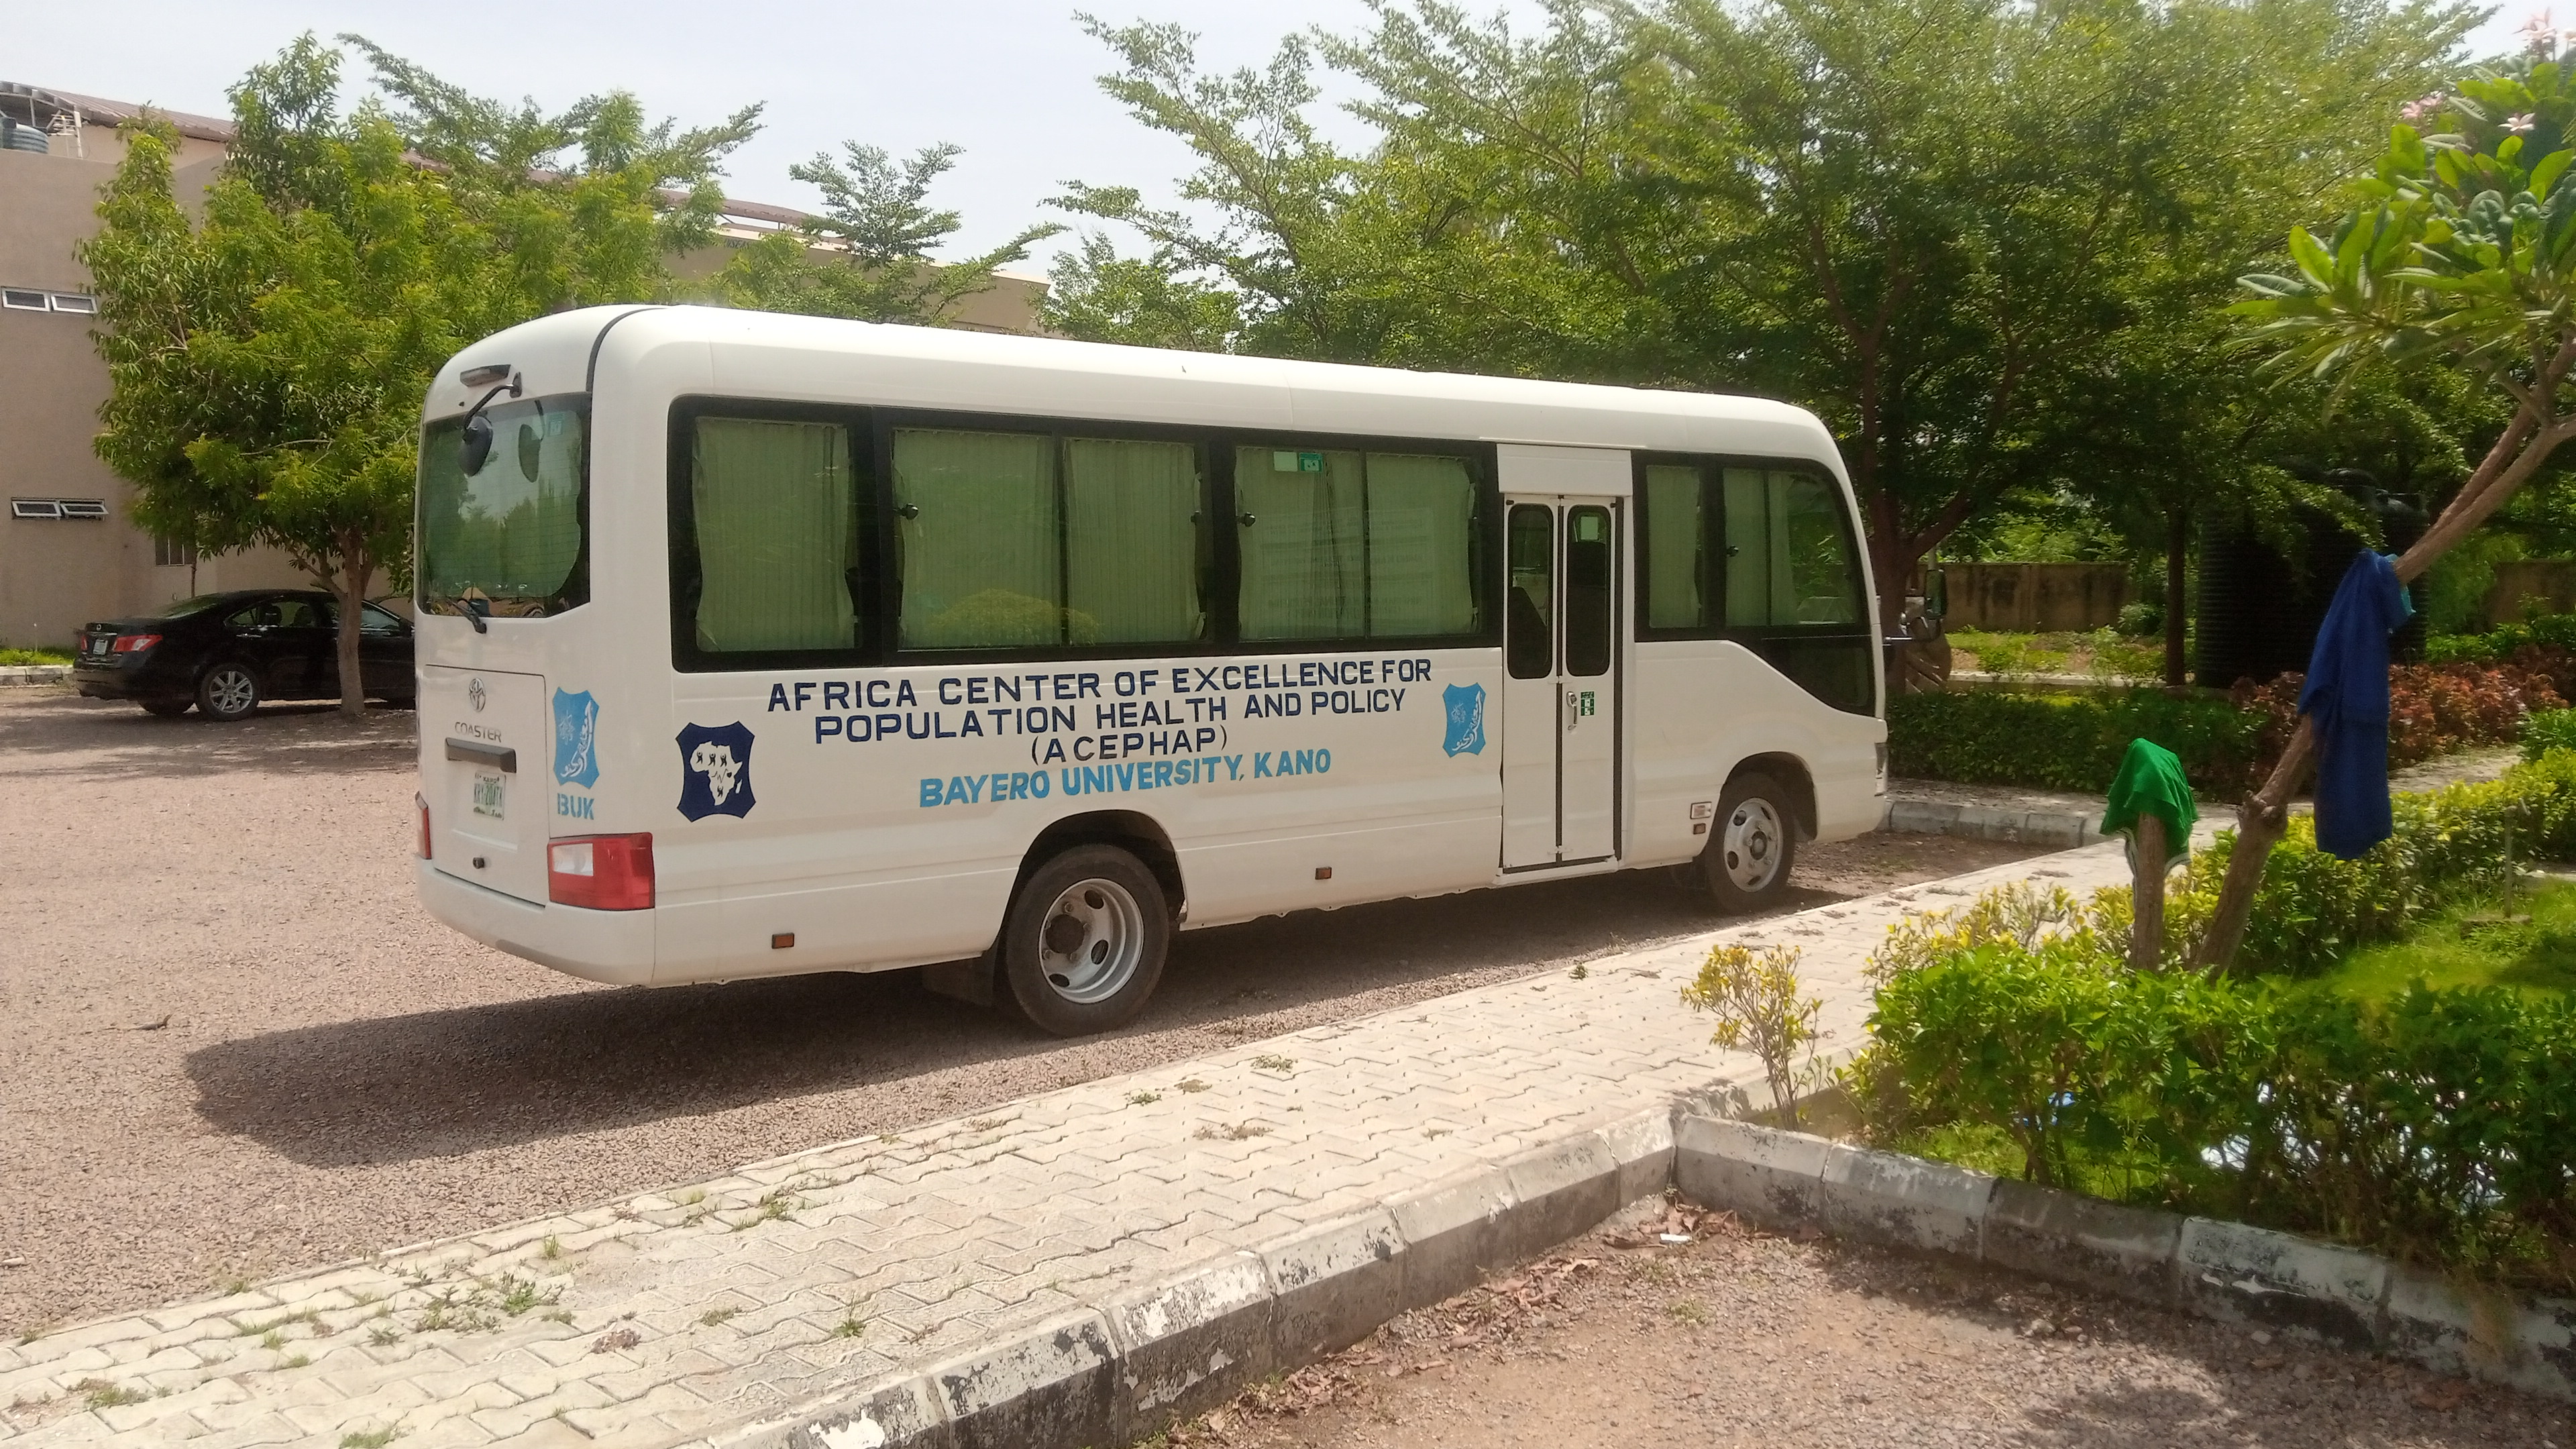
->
[468,678,488,712]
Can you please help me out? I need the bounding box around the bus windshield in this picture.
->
[417,394,590,619]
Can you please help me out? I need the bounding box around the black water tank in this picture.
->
[2195,471,2426,688]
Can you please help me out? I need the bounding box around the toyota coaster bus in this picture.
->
[412,305,1885,1035]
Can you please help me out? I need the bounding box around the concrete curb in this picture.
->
[1676,1117,2576,1401]
[0,665,68,687]
[1881,798,2104,847]
[704,1106,1680,1449]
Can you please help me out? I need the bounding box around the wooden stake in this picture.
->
[2131,812,2166,973]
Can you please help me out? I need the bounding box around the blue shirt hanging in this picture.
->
[2297,549,2412,860]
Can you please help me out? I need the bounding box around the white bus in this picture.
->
[412,306,1885,1035]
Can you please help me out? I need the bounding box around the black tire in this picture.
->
[139,699,193,717]
[998,845,1171,1036]
[196,662,261,722]
[1700,771,1799,914]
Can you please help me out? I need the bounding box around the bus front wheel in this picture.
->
[1000,845,1171,1036]
[1701,772,1798,914]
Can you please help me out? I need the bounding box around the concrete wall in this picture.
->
[2482,559,2576,628]
[1942,562,2131,633]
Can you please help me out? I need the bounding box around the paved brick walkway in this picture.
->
[1,839,2143,1448]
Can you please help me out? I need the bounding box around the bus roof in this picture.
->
[440,305,1846,475]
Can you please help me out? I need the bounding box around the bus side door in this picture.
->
[1497,445,1627,871]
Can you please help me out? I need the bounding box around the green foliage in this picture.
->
[1867,949,2576,1291]
[1040,233,1240,351]
[2422,528,2528,633]
[2430,614,2576,660]
[2528,706,2576,759]
[0,647,70,666]
[1680,943,1825,1124]
[1886,689,2265,793]
[82,35,750,716]
[711,142,1059,324]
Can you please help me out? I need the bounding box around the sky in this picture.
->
[2,0,2547,274]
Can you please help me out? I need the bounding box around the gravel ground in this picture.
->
[0,688,2043,1336]
[1153,1201,2567,1449]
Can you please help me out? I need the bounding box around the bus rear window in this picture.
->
[418,395,589,619]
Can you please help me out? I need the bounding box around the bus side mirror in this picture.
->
[459,414,494,476]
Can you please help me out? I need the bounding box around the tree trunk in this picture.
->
[334,539,374,721]
[2193,395,2573,969]
[2163,504,2190,689]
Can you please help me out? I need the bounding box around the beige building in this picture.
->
[0,82,1046,650]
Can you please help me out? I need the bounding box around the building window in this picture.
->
[0,289,100,314]
[154,533,197,567]
[11,498,106,519]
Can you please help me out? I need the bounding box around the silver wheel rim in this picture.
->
[205,668,256,716]
[1722,798,1785,894]
[1036,877,1146,1005]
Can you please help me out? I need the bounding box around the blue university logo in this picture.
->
[552,689,600,788]
[1441,682,1487,757]
[677,722,756,821]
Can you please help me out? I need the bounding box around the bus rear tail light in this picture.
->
[417,792,432,859]
[549,833,654,910]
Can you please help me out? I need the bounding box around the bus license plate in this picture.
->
[472,771,505,819]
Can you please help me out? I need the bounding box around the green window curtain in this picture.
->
[1722,468,1863,627]
[1362,452,1477,637]
[1721,466,1779,627]
[896,429,1061,648]
[1237,446,1364,639]
[1065,437,1202,645]
[691,417,855,651]
[1643,464,1705,629]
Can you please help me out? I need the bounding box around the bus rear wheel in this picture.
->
[1701,771,1797,914]
[1000,845,1170,1036]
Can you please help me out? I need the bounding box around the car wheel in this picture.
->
[1701,771,1799,914]
[998,845,1170,1036]
[196,663,261,722]
[139,699,193,717]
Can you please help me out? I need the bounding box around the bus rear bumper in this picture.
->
[416,859,655,987]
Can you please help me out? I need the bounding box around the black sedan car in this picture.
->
[73,590,415,720]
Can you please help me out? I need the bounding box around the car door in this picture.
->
[218,598,299,694]
[356,602,412,697]
[274,597,337,698]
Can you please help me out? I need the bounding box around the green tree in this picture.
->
[1061,0,2466,637]
[2204,30,2576,965]
[80,36,751,718]
[714,141,1059,323]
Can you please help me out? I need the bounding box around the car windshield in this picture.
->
[417,394,590,619]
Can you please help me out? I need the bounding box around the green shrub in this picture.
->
[1886,689,2263,793]
[2427,614,2576,663]
[2527,708,2576,761]
[1866,948,2576,1292]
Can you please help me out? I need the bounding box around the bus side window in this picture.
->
[688,417,863,652]
[894,429,1209,651]
[1236,446,1481,643]
[1721,468,1863,628]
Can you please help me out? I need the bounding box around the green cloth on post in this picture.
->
[2101,737,2196,866]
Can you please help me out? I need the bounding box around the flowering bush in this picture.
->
[2229,659,2563,775]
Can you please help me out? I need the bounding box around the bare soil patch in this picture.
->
[1150,1202,2566,1449]
[0,688,2039,1334]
